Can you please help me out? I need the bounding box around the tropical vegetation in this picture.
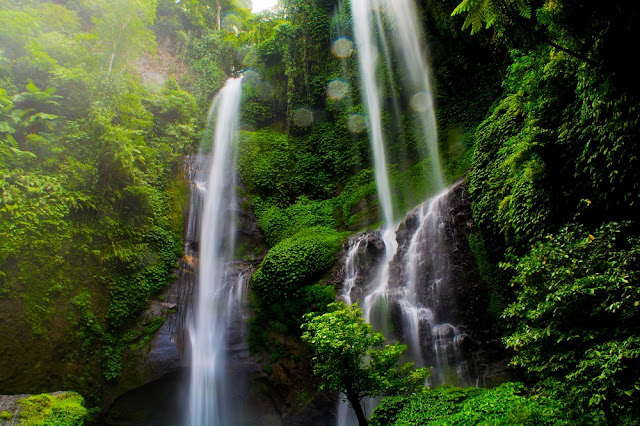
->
[0,0,638,424]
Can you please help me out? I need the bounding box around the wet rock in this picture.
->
[0,392,79,426]
[248,337,336,426]
[332,181,509,385]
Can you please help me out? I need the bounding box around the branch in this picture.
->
[494,0,599,67]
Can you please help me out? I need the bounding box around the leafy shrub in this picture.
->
[504,221,640,421]
[255,196,336,246]
[251,227,342,304]
[18,392,88,426]
[371,383,575,425]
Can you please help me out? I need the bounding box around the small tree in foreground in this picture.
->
[301,302,429,426]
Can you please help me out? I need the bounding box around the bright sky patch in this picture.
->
[252,0,278,13]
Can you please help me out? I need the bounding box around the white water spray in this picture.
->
[351,0,395,228]
[337,0,464,423]
[385,0,444,189]
[187,77,243,426]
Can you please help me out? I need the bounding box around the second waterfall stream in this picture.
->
[337,0,471,423]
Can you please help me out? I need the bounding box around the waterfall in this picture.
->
[351,0,395,228]
[336,0,467,423]
[350,0,444,214]
[350,0,445,329]
[187,77,243,426]
[391,187,471,387]
[337,187,474,424]
[384,0,444,190]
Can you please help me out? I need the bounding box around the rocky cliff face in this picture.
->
[435,183,508,384]
[334,181,509,386]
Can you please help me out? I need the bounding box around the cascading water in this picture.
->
[351,0,396,228]
[350,0,445,329]
[187,77,243,426]
[389,187,472,387]
[336,0,469,423]
[383,0,444,190]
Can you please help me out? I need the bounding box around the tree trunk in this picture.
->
[108,52,115,73]
[346,389,367,426]
[215,0,222,31]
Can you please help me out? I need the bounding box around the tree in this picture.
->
[88,0,157,72]
[503,222,640,422]
[450,0,600,65]
[301,302,429,426]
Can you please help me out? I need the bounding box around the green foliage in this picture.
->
[503,221,640,421]
[251,227,342,304]
[238,126,356,208]
[451,0,532,35]
[334,168,378,230]
[388,159,441,220]
[467,50,553,255]
[18,392,88,426]
[569,69,640,211]
[467,232,506,322]
[182,30,236,106]
[371,382,575,425]
[468,42,640,257]
[0,0,196,398]
[302,302,429,424]
[88,0,157,72]
[255,196,336,246]
[0,8,39,59]
[0,410,13,421]
[462,3,640,422]
[238,129,298,206]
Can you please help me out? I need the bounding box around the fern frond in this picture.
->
[452,0,534,34]
[451,0,473,16]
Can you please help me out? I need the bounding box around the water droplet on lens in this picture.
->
[327,79,349,100]
[256,82,273,100]
[347,114,366,133]
[242,69,261,86]
[332,37,354,58]
[293,108,313,127]
[409,91,430,112]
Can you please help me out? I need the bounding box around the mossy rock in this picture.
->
[17,392,88,426]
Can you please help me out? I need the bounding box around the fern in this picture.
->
[452,0,533,34]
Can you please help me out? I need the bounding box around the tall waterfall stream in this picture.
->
[186,78,246,426]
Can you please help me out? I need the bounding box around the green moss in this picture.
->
[131,315,166,351]
[0,410,13,421]
[18,392,88,426]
